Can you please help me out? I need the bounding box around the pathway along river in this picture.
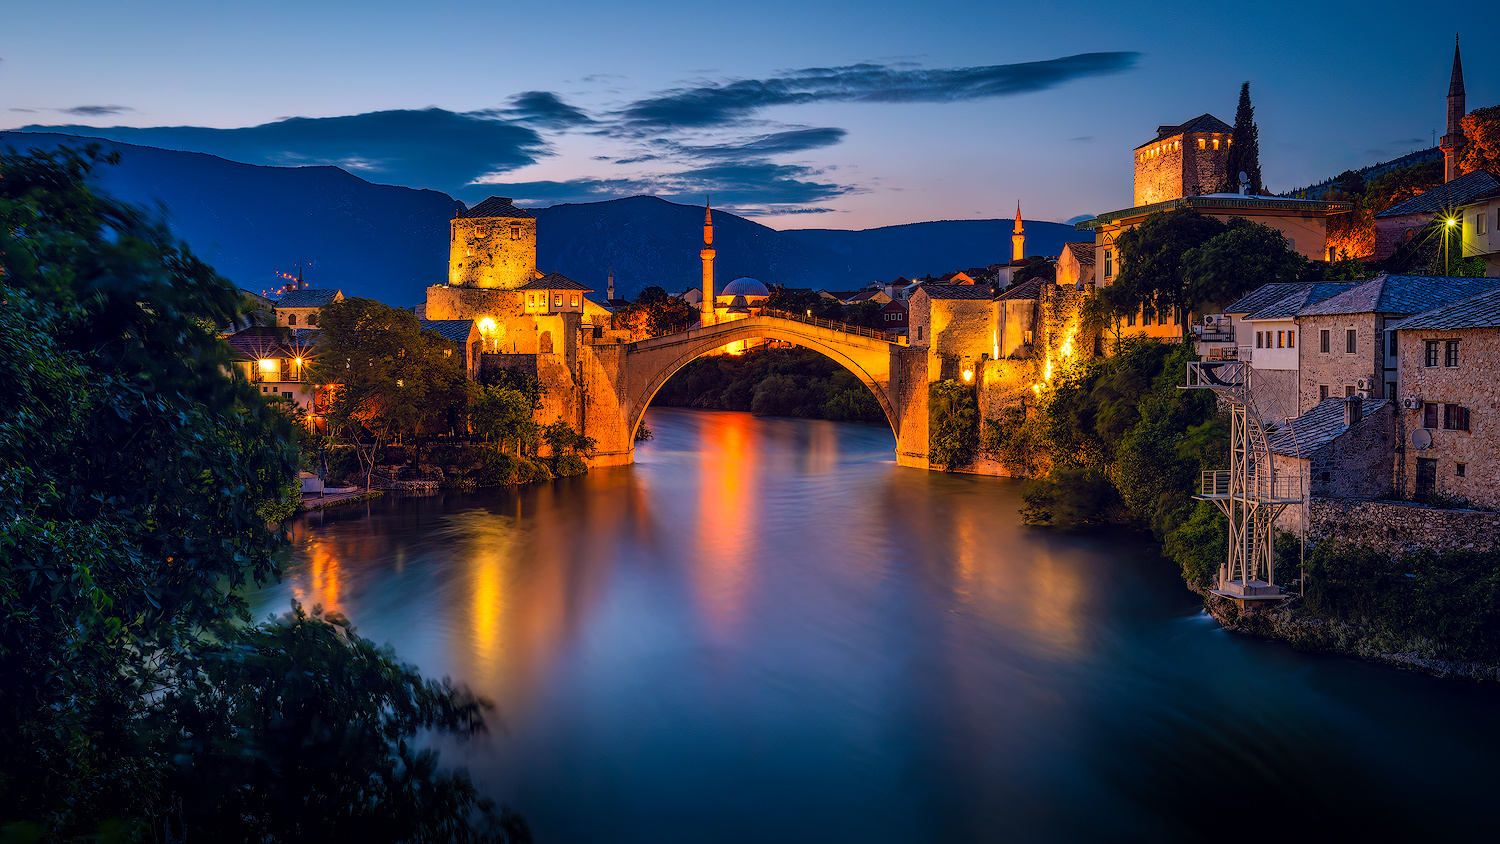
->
[251,409,1500,843]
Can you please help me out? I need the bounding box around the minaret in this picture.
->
[700,199,716,327]
[607,265,615,301]
[1011,202,1025,263]
[1441,34,1467,183]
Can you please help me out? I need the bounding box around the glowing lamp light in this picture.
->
[962,369,974,383]
[478,317,497,334]
[258,359,276,373]
[1445,218,1458,226]
[294,357,304,366]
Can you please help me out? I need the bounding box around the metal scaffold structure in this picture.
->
[1183,361,1301,601]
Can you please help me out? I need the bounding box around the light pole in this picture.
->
[1444,217,1458,274]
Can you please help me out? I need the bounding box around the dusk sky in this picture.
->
[3,0,1493,229]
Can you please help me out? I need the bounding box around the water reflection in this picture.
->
[251,409,1500,844]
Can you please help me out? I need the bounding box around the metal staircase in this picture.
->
[1184,361,1301,601]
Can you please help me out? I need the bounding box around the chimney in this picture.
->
[1344,395,1362,427]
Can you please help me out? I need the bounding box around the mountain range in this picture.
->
[2,132,1092,305]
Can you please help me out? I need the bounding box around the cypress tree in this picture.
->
[1225,82,1263,194]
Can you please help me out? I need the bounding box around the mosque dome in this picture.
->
[721,277,770,297]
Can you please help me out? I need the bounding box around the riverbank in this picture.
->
[1203,591,1500,683]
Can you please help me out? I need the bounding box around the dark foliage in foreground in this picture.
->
[0,145,525,842]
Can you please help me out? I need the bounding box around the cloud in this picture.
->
[618,53,1139,129]
[474,91,593,129]
[678,127,846,158]
[61,105,135,116]
[481,159,858,214]
[19,108,545,193]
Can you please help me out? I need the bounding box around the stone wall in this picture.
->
[1133,131,1231,206]
[448,217,537,290]
[930,299,991,361]
[1273,402,1397,534]
[1396,325,1500,508]
[1298,312,1382,414]
[1373,212,1429,261]
[480,353,538,379]
[1306,498,1500,556]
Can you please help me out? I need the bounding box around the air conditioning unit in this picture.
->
[1403,397,1423,410]
[1202,314,1218,326]
[1356,378,1370,390]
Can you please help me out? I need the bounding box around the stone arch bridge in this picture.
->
[578,315,932,468]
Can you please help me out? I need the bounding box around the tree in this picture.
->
[308,297,473,477]
[1459,104,1500,176]
[1224,82,1263,194]
[1110,209,1228,328]
[471,385,538,453]
[928,380,979,470]
[1012,255,1057,285]
[1365,160,1443,215]
[613,287,700,336]
[1183,218,1308,309]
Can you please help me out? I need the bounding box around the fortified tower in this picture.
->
[700,200,716,327]
[1441,35,1466,184]
[448,197,538,289]
[1133,114,1234,206]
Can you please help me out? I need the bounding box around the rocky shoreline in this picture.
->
[1200,591,1500,683]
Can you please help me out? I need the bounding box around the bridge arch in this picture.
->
[618,317,904,449]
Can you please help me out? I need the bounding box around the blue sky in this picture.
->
[2,0,1493,229]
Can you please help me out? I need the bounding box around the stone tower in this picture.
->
[1441,35,1466,184]
[700,200,716,327]
[448,197,538,289]
[1133,114,1234,206]
[1012,202,1025,262]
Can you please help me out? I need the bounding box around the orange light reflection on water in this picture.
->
[693,411,758,641]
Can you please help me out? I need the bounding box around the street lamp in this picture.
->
[1444,217,1458,274]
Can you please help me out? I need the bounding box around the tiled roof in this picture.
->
[419,319,477,343]
[1065,241,1095,265]
[225,327,318,360]
[1297,274,1500,317]
[1388,286,1500,331]
[1268,397,1391,457]
[849,290,884,302]
[920,283,993,301]
[1138,113,1232,146]
[275,289,341,308]
[1224,283,1308,316]
[456,196,534,219]
[516,272,592,291]
[1374,169,1500,217]
[1243,283,1359,320]
[996,278,1045,301]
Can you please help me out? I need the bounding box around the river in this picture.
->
[250,408,1500,842]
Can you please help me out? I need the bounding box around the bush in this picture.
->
[554,453,588,477]
[929,380,979,469]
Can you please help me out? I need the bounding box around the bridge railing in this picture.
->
[761,309,908,344]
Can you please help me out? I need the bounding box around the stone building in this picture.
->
[274,288,343,328]
[1388,285,1500,506]
[227,326,321,411]
[1133,114,1234,206]
[1055,242,1094,291]
[1372,169,1500,261]
[1294,273,1500,413]
[1269,396,1397,533]
[1218,282,1358,419]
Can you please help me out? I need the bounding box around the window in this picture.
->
[1345,385,1356,397]
[528,293,535,305]
[1386,382,1396,399]
[474,225,488,238]
[570,296,579,307]
[1286,331,1294,348]
[1346,328,1356,353]
[1104,250,1113,279]
[1443,404,1470,432]
[1445,340,1460,367]
[1320,385,1329,401]
[1457,463,1467,478]
[1479,212,1489,236]
[287,313,297,326]
[1212,139,1219,150]
[1416,458,1438,498]
[1388,330,1396,356]
[1197,138,1205,150]
[308,312,318,326]
[1255,331,1263,348]
[1424,340,1440,367]
[511,224,523,240]
[916,326,923,341]
[1320,329,1330,353]
[1423,403,1439,428]
[1126,310,1135,327]
[554,294,563,308]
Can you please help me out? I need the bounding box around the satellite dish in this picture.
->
[1411,428,1433,450]
[1238,171,1249,184]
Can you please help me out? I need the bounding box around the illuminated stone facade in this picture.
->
[448,197,538,290]
[1133,114,1233,206]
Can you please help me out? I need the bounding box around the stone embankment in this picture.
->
[1201,592,1500,683]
